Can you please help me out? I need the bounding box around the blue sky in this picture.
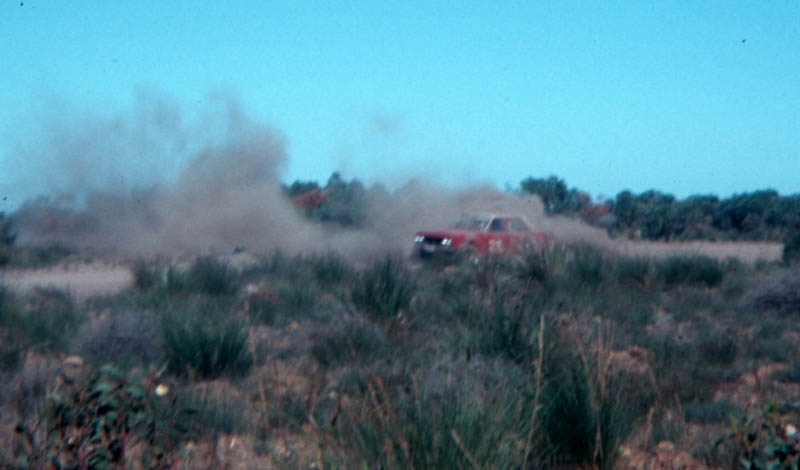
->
[2,1,798,208]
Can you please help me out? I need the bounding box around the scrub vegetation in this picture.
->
[2,237,800,469]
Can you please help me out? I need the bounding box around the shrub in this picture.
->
[1,288,82,365]
[161,302,251,379]
[311,315,387,368]
[247,282,323,326]
[309,251,353,284]
[643,335,717,403]
[132,258,159,290]
[188,256,239,296]
[657,256,724,288]
[351,257,414,321]
[712,401,800,469]
[697,330,738,366]
[784,231,800,265]
[772,360,800,382]
[750,336,793,363]
[0,211,13,265]
[161,265,191,296]
[71,311,163,368]
[539,336,644,470]
[684,398,741,424]
[470,299,534,366]
[0,288,23,369]
[276,282,320,319]
[1,358,59,420]
[614,256,652,287]
[513,246,551,285]
[181,385,250,435]
[333,366,530,469]
[743,267,800,315]
[10,365,192,470]
[565,243,608,289]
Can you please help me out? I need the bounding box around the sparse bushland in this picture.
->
[0,211,16,266]
[71,309,163,368]
[160,298,251,379]
[0,287,82,370]
[784,231,800,265]
[5,242,800,468]
[9,365,194,470]
[132,255,241,297]
[657,255,725,288]
[351,256,415,321]
[743,266,800,315]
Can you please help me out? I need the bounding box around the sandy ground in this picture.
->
[616,240,783,263]
[0,239,782,300]
[0,263,133,299]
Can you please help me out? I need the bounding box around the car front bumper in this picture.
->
[415,241,459,257]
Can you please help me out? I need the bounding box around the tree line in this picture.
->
[519,175,800,244]
[1,172,797,264]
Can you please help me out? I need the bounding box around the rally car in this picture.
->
[413,213,554,258]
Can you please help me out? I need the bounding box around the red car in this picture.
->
[413,213,554,258]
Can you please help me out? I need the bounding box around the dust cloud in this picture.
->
[7,94,781,264]
[8,94,576,260]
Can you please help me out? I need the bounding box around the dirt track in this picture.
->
[616,240,783,263]
[0,264,132,299]
[0,240,782,300]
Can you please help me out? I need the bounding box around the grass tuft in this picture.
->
[352,257,414,321]
[161,301,251,379]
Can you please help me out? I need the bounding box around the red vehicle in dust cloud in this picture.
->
[413,213,554,258]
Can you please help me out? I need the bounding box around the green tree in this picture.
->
[0,212,15,266]
[520,176,584,214]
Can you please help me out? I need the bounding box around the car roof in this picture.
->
[461,212,528,220]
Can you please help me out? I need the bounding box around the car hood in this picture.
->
[415,229,475,238]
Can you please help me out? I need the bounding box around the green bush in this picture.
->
[783,232,800,265]
[161,302,251,379]
[513,246,551,285]
[470,299,534,366]
[657,256,724,288]
[643,335,716,403]
[352,257,414,321]
[684,398,741,424]
[161,265,191,296]
[697,331,738,366]
[750,336,793,363]
[540,340,643,470]
[0,288,23,369]
[333,370,530,469]
[181,386,250,435]
[311,315,386,368]
[744,268,800,315]
[565,243,608,289]
[309,251,353,284]
[772,360,800,382]
[188,256,239,296]
[712,401,800,469]
[0,288,82,368]
[132,258,159,290]
[247,282,323,326]
[614,257,652,287]
[0,212,16,266]
[71,310,163,368]
[10,365,192,470]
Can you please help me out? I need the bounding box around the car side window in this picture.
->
[507,218,529,232]
[489,218,505,232]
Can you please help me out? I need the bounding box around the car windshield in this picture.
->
[452,214,490,231]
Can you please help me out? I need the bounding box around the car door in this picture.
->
[487,217,515,253]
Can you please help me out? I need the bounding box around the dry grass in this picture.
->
[617,240,783,263]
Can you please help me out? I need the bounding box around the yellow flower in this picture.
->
[155,384,169,397]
